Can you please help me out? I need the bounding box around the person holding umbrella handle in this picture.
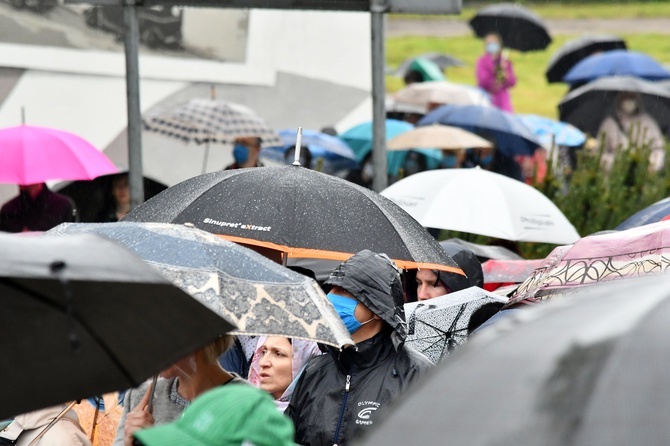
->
[476,33,517,112]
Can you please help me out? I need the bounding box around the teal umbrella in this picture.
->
[409,58,446,82]
[339,119,443,175]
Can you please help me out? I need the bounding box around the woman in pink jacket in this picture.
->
[476,33,517,112]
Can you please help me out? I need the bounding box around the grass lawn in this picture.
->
[391,1,670,20]
[386,34,670,118]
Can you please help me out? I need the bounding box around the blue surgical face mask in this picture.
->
[327,292,373,334]
[233,144,249,164]
[442,154,458,168]
[480,154,494,166]
[486,42,501,55]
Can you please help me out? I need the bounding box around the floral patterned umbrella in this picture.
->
[50,222,352,348]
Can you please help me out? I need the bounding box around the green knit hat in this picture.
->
[133,384,296,446]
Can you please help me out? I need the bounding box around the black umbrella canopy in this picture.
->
[558,75,670,136]
[0,233,234,420]
[124,166,462,275]
[545,35,627,83]
[469,3,552,52]
[361,275,670,446]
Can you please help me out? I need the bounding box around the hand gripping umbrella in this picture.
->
[469,3,552,52]
[122,167,463,276]
[0,233,234,420]
[50,222,353,348]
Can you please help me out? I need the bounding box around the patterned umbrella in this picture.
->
[404,287,507,363]
[50,222,353,348]
[508,220,670,307]
[142,98,281,146]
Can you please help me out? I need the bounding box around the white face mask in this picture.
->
[620,99,639,115]
[486,42,501,55]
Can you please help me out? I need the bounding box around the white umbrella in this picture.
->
[387,124,493,151]
[381,167,580,244]
[393,81,491,109]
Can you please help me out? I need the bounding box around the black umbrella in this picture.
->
[469,3,551,52]
[0,233,234,420]
[123,166,463,275]
[361,275,670,445]
[545,35,627,83]
[392,53,466,77]
[558,75,670,136]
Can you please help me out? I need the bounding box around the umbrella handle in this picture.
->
[292,127,303,166]
[147,375,159,413]
[27,401,78,446]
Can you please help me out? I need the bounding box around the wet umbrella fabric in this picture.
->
[123,167,463,274]
[361,275,670,446]
[393,81,491,109]
[558,75,670,138]
[387,125,493,151]
[563,50,670,85]
[50,222,352,347]
[404,287,507,363]
[142,98,281,146]
[508,220,670,307]
[545,35,627,83]
[517,114,586,150]
[0,233,233,420]
[339,119,444,176]
[469,3,551,52]
[482,259,543,285]
[442,238,523,262]
[0,125,118,185]
[616,196,670,230]
[381,168,580,244]
[418,104,541,157]
[392,53,465,78]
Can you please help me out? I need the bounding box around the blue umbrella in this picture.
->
[418,105,541,157]
[339,119,443,175]
[517,114,586,149]
[616,197,670,230]
[563,50,670,85]
[260,129,357,174]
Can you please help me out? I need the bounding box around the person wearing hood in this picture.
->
[286,250,432,445]
[248,336,321,412]
[415,242,484,301]
[0,404,91,445]
[0,183,77,232]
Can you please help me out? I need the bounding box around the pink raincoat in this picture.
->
[476,53,517,112]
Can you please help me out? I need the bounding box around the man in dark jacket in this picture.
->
[286,250,432,445]
[0,183,77,233]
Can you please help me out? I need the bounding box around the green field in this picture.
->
[386,34,670,118]
[391,1,670,20]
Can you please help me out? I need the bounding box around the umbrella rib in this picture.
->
[0,278,137,385]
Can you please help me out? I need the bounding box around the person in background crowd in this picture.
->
[415,242,484,301]
[224,137,264,170]
[248,336,321,412]
[97,173,131,222]
[113,336,243,446]
[0,182,77,232]
[598,91,665,172]
[287,250,432,445]
[0,404,92,446]
[132,385,296,446]
[476,32,516,112]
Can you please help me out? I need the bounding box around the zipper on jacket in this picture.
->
[332,372,352,446]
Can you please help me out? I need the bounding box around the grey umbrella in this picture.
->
[0,233,234,420]
[404,287,507,363]
[361,274,670,446]
[50,222,353,348]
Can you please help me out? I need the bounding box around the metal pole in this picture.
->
[370,0,388,192]
[124,1,144,209]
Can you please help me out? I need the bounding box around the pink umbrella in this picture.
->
[0,125,118,185]
[508,221,670,307]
